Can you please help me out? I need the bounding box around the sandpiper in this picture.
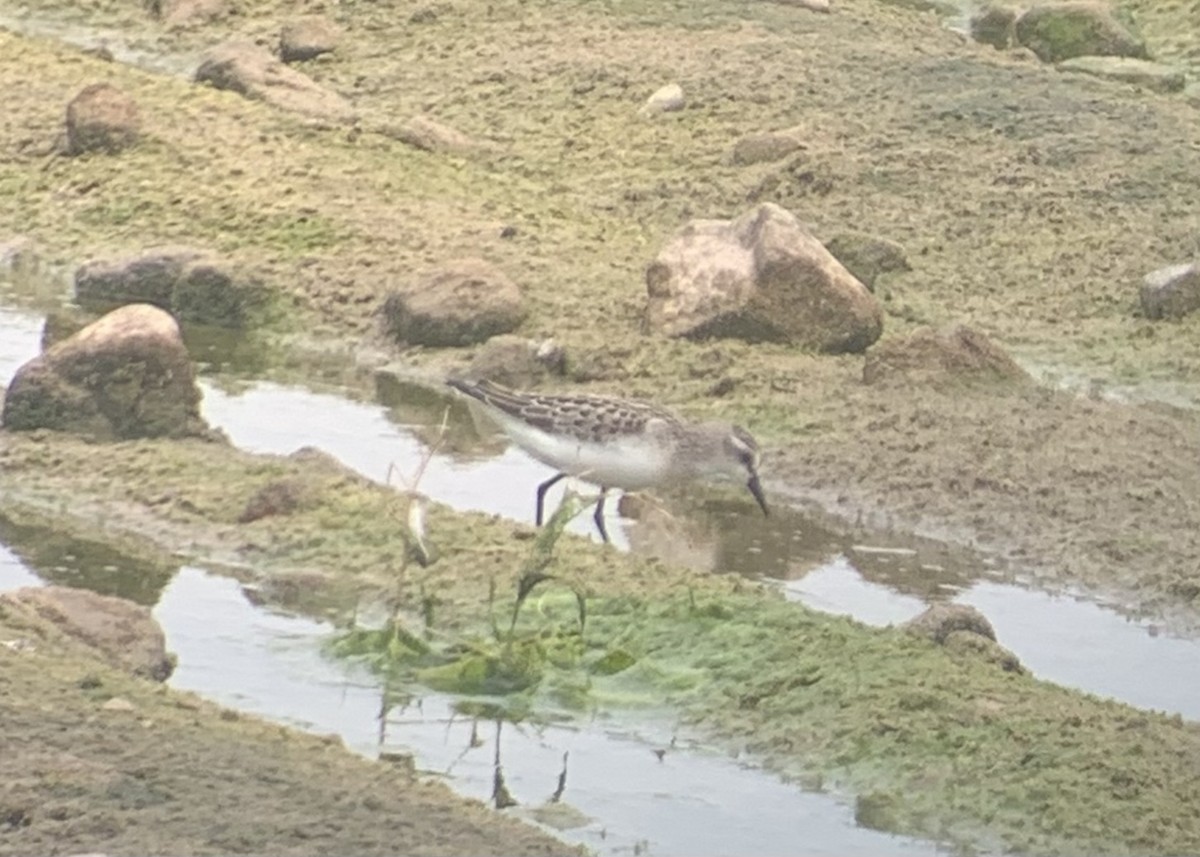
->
[447,378,768,543]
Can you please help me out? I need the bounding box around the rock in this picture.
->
[147,0,227,25]
[863,325,1030,387]
[824,232,910,292]
[1058,56,1186,93]
[74,246,266,327]
[1,303,210,440]
[380,115,484,156]
[904,603,996,644]
[280,16,341,63]
[728,129,806,166]
[195,39,355,123]
[1014,2,1146,63]
[943,630,1024,673]
[644,203,883,353]
[381,258,526,347]
[0,235,39,279]
[102,697,137,712]
[466,335,566,388]
[65,83,140,156]
[1140,262,1200,320]
[769,0,832,11]
[238,478,309,523]
[40,308,93,351]
[0,586,176,681]
[970,4,1019,49]
[641,83,685,115]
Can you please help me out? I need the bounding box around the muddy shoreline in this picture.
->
[5,0,1200,853]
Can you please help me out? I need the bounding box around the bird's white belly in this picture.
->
[495,415,672,490]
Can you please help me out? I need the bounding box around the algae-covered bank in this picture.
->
[4,431,1200,855]
[5,0,1200,853]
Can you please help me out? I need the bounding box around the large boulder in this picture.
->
[1,586,176,681]
[644,203,883,353]
[65,83,140,156]
[2,303,210,440]
[74,245,266,327]
[195,39,355,123]
[1141,262,1200,320]
[1014,2,1146,63]
[863,325,1030,387]
[382,258,526,347]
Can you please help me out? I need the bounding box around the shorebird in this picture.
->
[447,378,768,543]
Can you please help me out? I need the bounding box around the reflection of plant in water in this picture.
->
[327,433,600,810]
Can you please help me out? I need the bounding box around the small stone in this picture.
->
[1140,262,1200,320]
[280,16,341,63]
[382,258,526,347]
[969,4,1019,49]
[770,0,831,10]
[825,232,910,292]
[466,334,566,388]
[0,235,38,278]
[65,83,140,156]
[102,697,136,712]
[728,129,805,166]
[147,0,227,26]
[1058,56,1186,93]
[380,115,483,155]
[641,83,685,116]
[862,325,1030,387]
[195,39,355,123]
[904,603,996,644]
[1014,2,1146,63]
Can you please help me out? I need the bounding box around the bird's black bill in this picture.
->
[747,473,769,516]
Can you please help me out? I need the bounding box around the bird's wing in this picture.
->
[449,378,679,443]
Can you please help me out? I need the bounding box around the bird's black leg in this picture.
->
[535,472,567,526]
[593,488,610,544]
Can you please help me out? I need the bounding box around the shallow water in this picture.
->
[6,303,1200,853]
[3,306,1200,721]
[0,543,937,857]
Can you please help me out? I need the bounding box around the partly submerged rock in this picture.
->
[65,83,140,156]
[195,39,355,123]
[2,303,210,440]
[863,325,1030,387]
[1,585,176,681]
[645,202,882,353]
[381,258,526,347]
